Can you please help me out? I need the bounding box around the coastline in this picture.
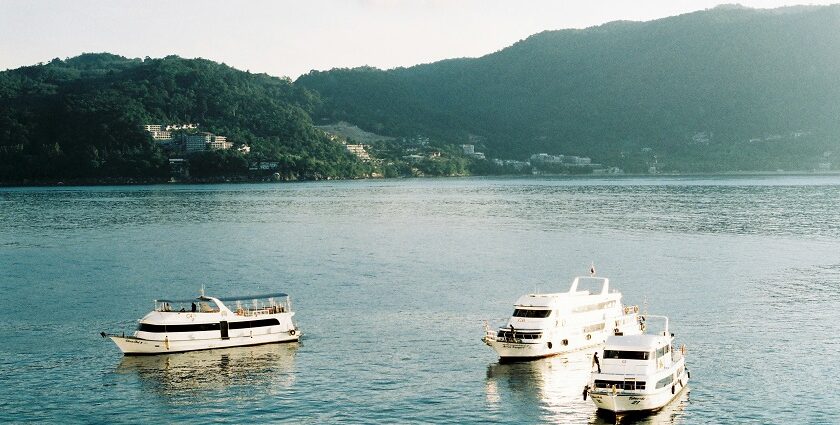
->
[2,170,839,188]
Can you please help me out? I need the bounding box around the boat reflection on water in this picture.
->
[591,388,690,425]
[115,342,299,398]
[484,351,689,424]
[485,351,595,423]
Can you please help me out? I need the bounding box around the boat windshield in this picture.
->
[603,350,650,360]
[512,309,551,318]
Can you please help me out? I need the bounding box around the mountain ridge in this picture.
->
[298,4,840,172]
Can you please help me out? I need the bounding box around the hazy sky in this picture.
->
[1,1,834,79]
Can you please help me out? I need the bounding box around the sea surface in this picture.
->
[1,175,839,424]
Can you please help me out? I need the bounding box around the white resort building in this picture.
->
[345,144,371,161]
[182,133,232,153]
[143,124,235,153]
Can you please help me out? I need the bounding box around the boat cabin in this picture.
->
[593,315,684,392]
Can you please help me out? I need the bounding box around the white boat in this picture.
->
[103,292,300,355]
[482,275,643,361]
[585,315,690,416]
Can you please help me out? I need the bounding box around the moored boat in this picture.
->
[103,292,300,355]
[482,274,642,361]
[584,314,690,416]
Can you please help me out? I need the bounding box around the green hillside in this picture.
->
[298,5,840,172]
[0,54,368,182]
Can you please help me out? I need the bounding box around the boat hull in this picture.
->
[589,377,689,414]
[484,338,602,361]
[110,332,300,355]
[484,319,642,361]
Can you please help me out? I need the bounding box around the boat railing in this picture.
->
[569,276,610,295]
[672,344,687,363]
[482,321,495,341]
[638,314,670,336]
[232,297,291,316]
[493,329,543,343]
[155,301,219,313]
[234,305,287,316]
[623,305,640,315]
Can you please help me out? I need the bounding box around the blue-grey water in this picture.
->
[2,175,839,424]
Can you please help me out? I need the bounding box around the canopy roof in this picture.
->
[604,334,667,350]
[156,292,288,303]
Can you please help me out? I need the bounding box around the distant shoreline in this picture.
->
[2,170,839,188]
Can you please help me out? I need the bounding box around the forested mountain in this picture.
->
[3,5,839,182]
[0,54,367,182]
[298,5,840,172]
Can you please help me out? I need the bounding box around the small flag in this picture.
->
[590,263,596,276]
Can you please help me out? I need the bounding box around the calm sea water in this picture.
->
[1,175,839,424]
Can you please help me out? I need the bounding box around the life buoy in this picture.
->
[289,329,296,336]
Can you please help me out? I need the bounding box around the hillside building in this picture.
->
[207,135,231,151]
[180,132,232,152]
[142,124,172,141]
[345,144,371,161]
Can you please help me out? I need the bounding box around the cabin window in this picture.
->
[603,350,650,360]
[496,330,543,340]
[594,380,646,390]
[512,309,551,318]
[138,318,280,333]
[583,322,606,333]
[229,318,281,330]
[655,374,674,389]
[572,300,616,313]
[138,322,220,333]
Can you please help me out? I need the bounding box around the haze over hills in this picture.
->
[298,4,840,172]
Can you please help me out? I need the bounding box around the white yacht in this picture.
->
[482,275,642,361]
[103,292,300,355]
[585,315,690,415]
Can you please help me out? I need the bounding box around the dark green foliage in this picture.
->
[298,5,840,172]
[187,150,248,178]
[0,54,364,182]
